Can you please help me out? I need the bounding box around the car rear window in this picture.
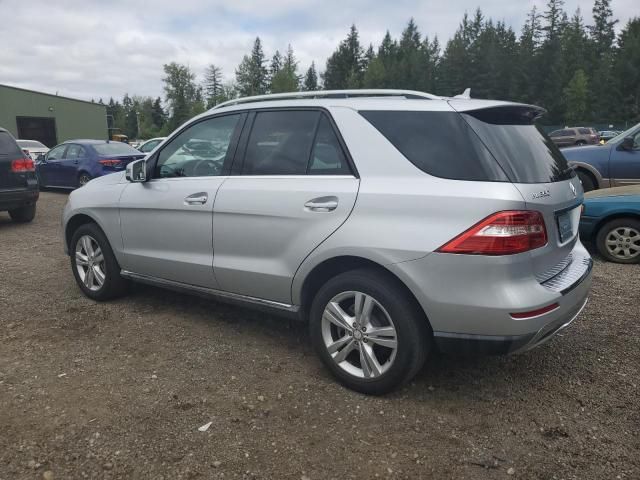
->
[0,131,24,160]
[462,108,575,184]
[359,110,508,181]
[92,143,141,156]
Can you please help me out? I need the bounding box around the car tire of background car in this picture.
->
[595,218,640,264]
[576,140,587,146]
[8,204,36,223]
[78,173,92,187]
[309,268,431,395]
[577,170,596,192]
[70,223,129,300]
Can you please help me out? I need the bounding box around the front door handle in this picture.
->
[304,196,338,212]
[184,192,208,205]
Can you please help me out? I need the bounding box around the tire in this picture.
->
[595,218,640,264]
[8,204,36,223]
[70,223,129,300]
[309,268,431,395]
[576,140,587,146]
[577,170,596,192]
[78,172,92,187]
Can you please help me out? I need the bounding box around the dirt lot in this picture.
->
[0,191,638,480]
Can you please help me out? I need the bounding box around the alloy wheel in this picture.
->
[605,226,640,260]
[321,291,398,379]
[79,174,91,187]
[75,235,106,291]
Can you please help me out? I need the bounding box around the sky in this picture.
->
[0,0,637,102]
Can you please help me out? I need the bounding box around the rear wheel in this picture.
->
[70,223,129,300]
[577,170,596,192]
[309,269,430,395]
[576,140,587,146]
[78,173,92,187]
[596,218,640,264]
[8,204,36,223]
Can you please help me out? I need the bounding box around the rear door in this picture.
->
[609,128,640,186]
[119,112,244,288]
[59,143,85,187]
[212,109,359,304]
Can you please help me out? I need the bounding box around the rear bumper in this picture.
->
[0,187,39,211]
[388,240,593,355]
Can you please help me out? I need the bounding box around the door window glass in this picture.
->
[66,144,86,159]
[308,115,350,175]
[242,110,319,175]
[47,145,67,160]
[155,114,240,178]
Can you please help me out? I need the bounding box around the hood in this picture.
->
[562,144,606,155]
[585,185,640,200]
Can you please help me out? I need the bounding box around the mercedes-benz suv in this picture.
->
[62,90,593,394]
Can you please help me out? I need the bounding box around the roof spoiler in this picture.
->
[453,88,471,99]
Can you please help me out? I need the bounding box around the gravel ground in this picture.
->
[0,191,638,480]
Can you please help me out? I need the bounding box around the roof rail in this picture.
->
[213,89,442,109]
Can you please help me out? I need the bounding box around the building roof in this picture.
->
[0,83,106,108]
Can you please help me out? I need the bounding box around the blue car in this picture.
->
[580,185,640,264]
[36,140,144,189]
[563,123,640,192]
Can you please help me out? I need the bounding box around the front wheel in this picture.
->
[309,269,430,395]
[70,223,129,300]
[596,218,640,264]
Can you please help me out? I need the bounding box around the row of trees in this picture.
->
[103,0,639,139]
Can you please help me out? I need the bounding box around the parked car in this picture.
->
[62,90,593,394]
[563,123,640,192]
[137,137,166,154]
[548,127,599,147]
[580,185,640,263]
[598,130,620,144]
[37,140,145,189]
[16,139,49,161]
[0,127,38,222]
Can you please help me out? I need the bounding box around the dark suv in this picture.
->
[0,127,39,222]
[548,127,599,147]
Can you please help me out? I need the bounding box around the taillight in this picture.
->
[436,211,548,255]
[10,157,35,172]
[510,302,559,319]
[98,159,122,167]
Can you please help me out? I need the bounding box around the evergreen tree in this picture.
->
[151,97,166,130]
[162,62,199,131]
[563,69,590,123]
[613,18,640,122]
[204,64,223,108]
[323,25,365,89]
[271,45,300,93]
[235,37,269,97]
[303,62,319,91]
[589,0,618,59]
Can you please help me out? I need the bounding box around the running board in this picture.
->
[120,270,301,319]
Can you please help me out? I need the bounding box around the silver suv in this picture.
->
[62,90,593,394]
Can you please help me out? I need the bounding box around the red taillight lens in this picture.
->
[98,159,122,167]
[436,211,548,255]
[510,303,559,319]
[10,157,35,172]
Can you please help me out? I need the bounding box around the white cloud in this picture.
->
[0,0,636,101]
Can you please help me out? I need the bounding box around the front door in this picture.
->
[118,113,244,288]
[37,144,67,187]
[609,128,640,186]
[213,110,359,304]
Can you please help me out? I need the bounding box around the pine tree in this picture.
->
[589,0,618,59]
[303,62,319,91]
[563,69,589,123]
[162,62,198,131]
[614,18,640,122]
[271,44,300,93]
[323,25,365,89]
[235,37,269,97]
[270,51,282,77]
[204,64,223,108]
[151,97,166,130]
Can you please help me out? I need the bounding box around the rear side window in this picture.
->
[0,132,24,160]
[93,143,141,156]
[243,111,319,175]
[360,110,508,181]
[578,128,591,135]
[66,144,86,159]
[462,108,575,184]
[308,115,350,175]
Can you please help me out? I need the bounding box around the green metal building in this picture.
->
[0,84,108,147]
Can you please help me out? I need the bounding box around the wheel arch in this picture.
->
[569,161,605,189]
[592,213,640,241]
[65,213,105,254]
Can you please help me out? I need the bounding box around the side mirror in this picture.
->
[37,154,46,163]
[619,136,635,151]
[126,159,147,182]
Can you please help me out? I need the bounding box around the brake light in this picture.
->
[510,303,559,319]
[436,211,548,255]
[10,157,35,172]
[98,159,122,167]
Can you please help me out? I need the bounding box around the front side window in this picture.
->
[47,145,67,160]
[242,110,320,175]
[155,114,240,178]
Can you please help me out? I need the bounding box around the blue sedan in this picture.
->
[36,140,144,189]
[580,185,640,263]
[563,123,640,192]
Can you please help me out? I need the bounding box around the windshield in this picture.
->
[17,140,47,149]
[606,123,640,145]
[93,143,141,156]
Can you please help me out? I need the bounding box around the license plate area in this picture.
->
[556,206,579,243]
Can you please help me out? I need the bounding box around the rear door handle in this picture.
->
[184,192,208,205]
[304,196,338,212]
